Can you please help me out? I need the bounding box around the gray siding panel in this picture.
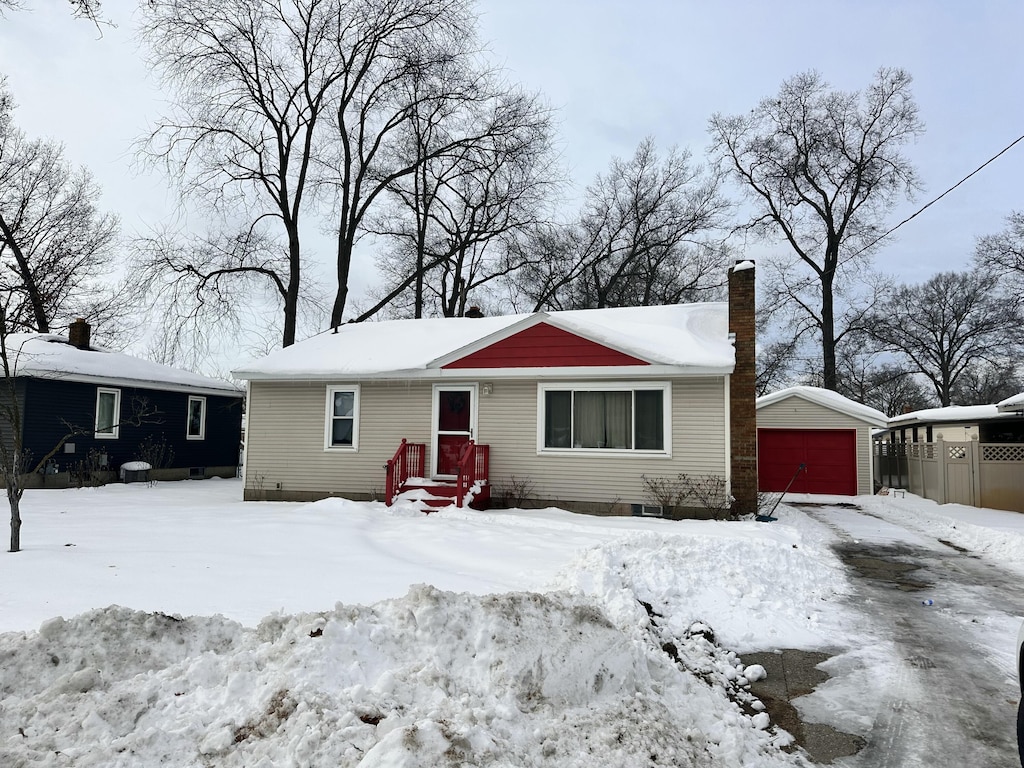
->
[246,377,728,506]
[757,397,874,494]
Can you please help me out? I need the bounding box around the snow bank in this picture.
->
[0,588,804,767]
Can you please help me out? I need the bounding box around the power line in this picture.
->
[855,131,1024,257]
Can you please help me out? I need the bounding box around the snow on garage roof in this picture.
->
[757,386,889,427]
[233,303,735,380]
[6,333,241,396]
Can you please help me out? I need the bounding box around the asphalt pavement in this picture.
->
[747,501,1023,767]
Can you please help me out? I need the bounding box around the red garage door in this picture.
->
[758,429,857,495]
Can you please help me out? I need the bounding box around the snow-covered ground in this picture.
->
[1,479,1022,766]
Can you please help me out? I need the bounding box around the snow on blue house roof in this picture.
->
[6,333,241,397]
[233,303,735,381]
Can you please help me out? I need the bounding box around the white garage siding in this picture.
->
[757,397,876,495]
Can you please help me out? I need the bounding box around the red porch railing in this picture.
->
[385,439,425,505]
[455,440,490,507]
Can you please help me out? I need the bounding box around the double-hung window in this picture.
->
[539,382,670,453]
[95,387,121,439]
[324,385,360,450]
[187,396,206,440]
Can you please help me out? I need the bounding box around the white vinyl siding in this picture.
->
[95,387,121,439]
[246,380,432,497]
[243,377,727,506]
[757,396,874,495]
[484,378,723,506]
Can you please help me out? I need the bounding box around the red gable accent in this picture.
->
[442,322,649,369]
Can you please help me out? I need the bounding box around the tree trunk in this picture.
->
[820,266,838,391]
[8,482,21,553]
[331,233,354,328]
[282,221,301,347]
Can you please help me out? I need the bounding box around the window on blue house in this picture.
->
[95,388,121,439]
[187,396,207,440]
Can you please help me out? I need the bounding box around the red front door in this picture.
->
[434,387,474,476]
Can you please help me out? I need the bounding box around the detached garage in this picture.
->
[757,387,888,496]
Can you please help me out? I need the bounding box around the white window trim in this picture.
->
[536,381,672,457]
[186,395,207,441]
[324,384,360,451]
[95,387,121,440]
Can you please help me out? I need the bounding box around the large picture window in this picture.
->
[95,387,121,439]
[187,396,206,440]
[324,385,360,450]
[539,383,669,453]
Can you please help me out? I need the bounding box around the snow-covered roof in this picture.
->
[888,404,1018,427]
[996,392,1024,412]
[6,333,241,396]
[233,303,734,381]
[756,386,889,427]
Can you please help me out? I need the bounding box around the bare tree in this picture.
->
[755,337,799,397]
[709,68,924,390]
[0,78,119,336]
[866,270,1022,406]
[512,138,729,311]
[834,348,934,416]
[139,0,347,348]
[139,0,503,340]
[318,0,483,326]
[131,227,326,369]
[950,360,1023,406]
[976,210,1024,292]
[0,0,104,24]
[366,68,558,319]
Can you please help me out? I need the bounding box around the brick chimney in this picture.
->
[68,318,91,350]
[728,260,757,516]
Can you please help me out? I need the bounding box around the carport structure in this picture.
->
[757,386,888,496]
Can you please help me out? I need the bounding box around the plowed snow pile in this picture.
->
[2,588,802,767]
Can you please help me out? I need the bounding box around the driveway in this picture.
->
[753,500,1022,767]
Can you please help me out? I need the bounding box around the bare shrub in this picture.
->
[679,474,734,520]
[72,448,108,488]
[642,473,736,520]
[641,474,685,512]
[135,434,175,469]
[494,475,535,508]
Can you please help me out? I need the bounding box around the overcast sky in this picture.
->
[1,0,1022,331]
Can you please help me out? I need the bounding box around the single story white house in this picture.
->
[232,264,758,516]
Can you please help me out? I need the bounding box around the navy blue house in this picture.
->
[7,320,243,487]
